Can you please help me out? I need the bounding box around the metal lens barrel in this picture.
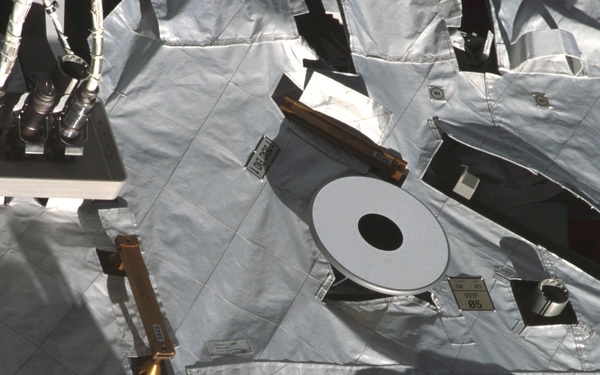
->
[60,85,98,141]
[20,80,57,140]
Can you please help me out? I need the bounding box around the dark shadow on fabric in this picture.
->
[8,199,128,374]
[135,0,161,37]
[77,197,129,250]
[107,275,150,355]
[501,237,548,280]
[270,74,303,107]
[265,119,369,223]
[295,0,355,73]
[186,354,511,374]
[267,72,374,223]
[355,370,421,374]
[545,0,600,32]
[103,0,162,105]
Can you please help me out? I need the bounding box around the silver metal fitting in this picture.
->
[60,86,98,141]
[429,86,445,101]
[533,93,550,107]
[530,279,569,317]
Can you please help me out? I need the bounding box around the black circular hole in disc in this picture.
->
[358,213,403,251]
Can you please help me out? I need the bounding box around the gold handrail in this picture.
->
[279,96,408,181]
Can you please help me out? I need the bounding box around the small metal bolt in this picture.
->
[534,93,549,107]
[429,86,445,101]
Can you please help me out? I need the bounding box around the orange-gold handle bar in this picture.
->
[114,235,175,364]
[279,96,408,181]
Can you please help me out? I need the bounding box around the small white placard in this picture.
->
[448,277,495,311]
[153,324,166,343]
[245,136,280,179]
[205,338,254,358]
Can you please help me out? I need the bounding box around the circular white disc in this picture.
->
[310,176,449,295]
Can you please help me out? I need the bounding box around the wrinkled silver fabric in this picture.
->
[490,0,600,75]
[4,0,600,374]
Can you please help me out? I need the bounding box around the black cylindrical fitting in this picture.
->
[20,80,57,141]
